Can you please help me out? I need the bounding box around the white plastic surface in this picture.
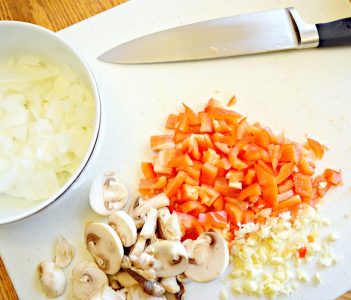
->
[0,0,350,299]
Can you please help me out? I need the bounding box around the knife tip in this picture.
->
[97,52,136,64]
[97,53,112,63]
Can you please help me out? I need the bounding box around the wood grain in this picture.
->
[0,0,127,32]
[0,257,18,300]
[0,1,350,300]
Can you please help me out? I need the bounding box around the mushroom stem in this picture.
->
[164,281,185,300]
[129,236,146,258]
[133,193,170,220]
[140,208,158,238]
[121,256,156,281]
[127,285,165,300]
[160,277,180,293]
[157,208,182,241]
[121,255,132,269]
[128,197,146,229]
[113,272,138,288]
[108,274,121,290]
[130,252,155,270]
[123,268,165,297]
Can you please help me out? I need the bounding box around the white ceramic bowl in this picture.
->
[0,21,101,224]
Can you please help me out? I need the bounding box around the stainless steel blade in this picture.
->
[99,8,319,64]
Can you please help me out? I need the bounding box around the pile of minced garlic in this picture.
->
[220,204,341,299]
[0,56,95,201]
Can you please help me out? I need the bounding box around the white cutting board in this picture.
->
[1,0,351,299]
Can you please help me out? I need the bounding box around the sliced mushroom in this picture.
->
[121,255,133,269]
[134,268,157,281]
[90,285,126,300]
[164,293,175,300]
[129,236,146,258]
[108,274,121,290]
[157,208,181,241]
[85,222,124,274]
[150,233,161,244]
[124,269,165,296]
[37,261,66,298]
[145,241,188,277]
[133,193,170,220]
[174,281,185,300]
[130,252,155,270]
[114,271,138,288]
[72,261,108,300]
[140,208,158,239]
[90,172,128,216]
[183,232,229,283]
[164,293,177,300]
[127,285,165,300]
[117,288,128,300]
[176,274,187,283]
[164,281,185,300]
[128,197,146,229]
[54,235,75,268]
[121,255,156,281]
[160,277,179,293]
[109,211,137,247]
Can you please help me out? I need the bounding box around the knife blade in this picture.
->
[98,7,351,64]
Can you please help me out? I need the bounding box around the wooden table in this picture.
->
[0,1,350,299]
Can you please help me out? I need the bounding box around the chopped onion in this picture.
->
[0,56,95,202]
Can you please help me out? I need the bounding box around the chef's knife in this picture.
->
[99,7,351,64]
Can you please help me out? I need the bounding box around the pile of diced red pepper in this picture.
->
[139,98,342,242]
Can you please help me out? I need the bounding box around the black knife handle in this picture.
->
[316,17,351,47]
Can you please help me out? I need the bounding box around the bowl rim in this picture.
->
[0,21,101,224]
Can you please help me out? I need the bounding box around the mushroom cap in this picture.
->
[183,232,229,283]
[90,172,128,216]
[54,235,75,268]
[90,285,126,300]
[85,222,124,274]
[72,261,108,300]
[37,261,66,298]
[108,211,137,247]
[145,240,188,277]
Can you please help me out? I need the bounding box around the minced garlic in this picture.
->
[225,205,341,298]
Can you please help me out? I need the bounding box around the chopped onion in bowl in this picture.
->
[0,55,95,202]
